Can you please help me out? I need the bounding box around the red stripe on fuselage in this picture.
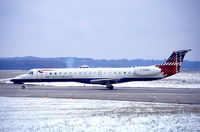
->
[40,69,55,71]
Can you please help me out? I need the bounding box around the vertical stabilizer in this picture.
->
[156,49,191,77]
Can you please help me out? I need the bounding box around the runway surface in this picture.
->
[0,70,200,104]
[0,83,200,104]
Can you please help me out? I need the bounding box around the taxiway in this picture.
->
[0,70,200,104]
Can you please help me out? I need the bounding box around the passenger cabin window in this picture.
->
[50,73,52,75]
[28,71,33,75]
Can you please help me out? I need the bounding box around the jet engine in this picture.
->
[134,66,161,76]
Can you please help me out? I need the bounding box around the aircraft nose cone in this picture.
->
[10,74,26,84]
[14,74,26,79]
[10,78,22,84]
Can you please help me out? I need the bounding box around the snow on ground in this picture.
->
[0,97,200,132]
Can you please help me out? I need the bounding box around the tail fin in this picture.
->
[156,49,191,77]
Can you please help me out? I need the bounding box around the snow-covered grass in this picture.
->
[0,97,200,132]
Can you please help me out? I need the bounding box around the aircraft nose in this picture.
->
[10,74,26,82]
[10,74,26,84]
[14,74,26,79]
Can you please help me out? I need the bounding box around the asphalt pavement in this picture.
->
[0,70,200,104]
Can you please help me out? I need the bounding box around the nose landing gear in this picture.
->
[21,84,25,89]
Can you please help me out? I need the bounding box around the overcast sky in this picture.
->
[0,0,199,61]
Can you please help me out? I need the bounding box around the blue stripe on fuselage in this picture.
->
[11,78,162,85]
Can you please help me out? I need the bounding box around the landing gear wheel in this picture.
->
[108,85,113,90]
[21,84,25,89]
[106,81,114,90]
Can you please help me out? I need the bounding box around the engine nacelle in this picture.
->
[134,66,161,76]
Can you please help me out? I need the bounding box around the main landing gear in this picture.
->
[21,84,25,89]
[106,81,114,90]
[107,85,113,90]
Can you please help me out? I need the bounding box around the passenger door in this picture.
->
[37,70,44,79]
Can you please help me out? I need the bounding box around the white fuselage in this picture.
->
[10,49,191,89]
[11,66,164,85]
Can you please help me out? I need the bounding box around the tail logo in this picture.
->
[156,49,191,77]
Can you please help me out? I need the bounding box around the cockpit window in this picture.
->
[27,71,33,75]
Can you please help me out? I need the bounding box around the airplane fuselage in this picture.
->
[11,66,163,85]
[10,49,191,90]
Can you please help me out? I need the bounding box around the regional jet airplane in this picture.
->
[11,49,191,90]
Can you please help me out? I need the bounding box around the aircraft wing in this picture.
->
[90,78,120,85]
